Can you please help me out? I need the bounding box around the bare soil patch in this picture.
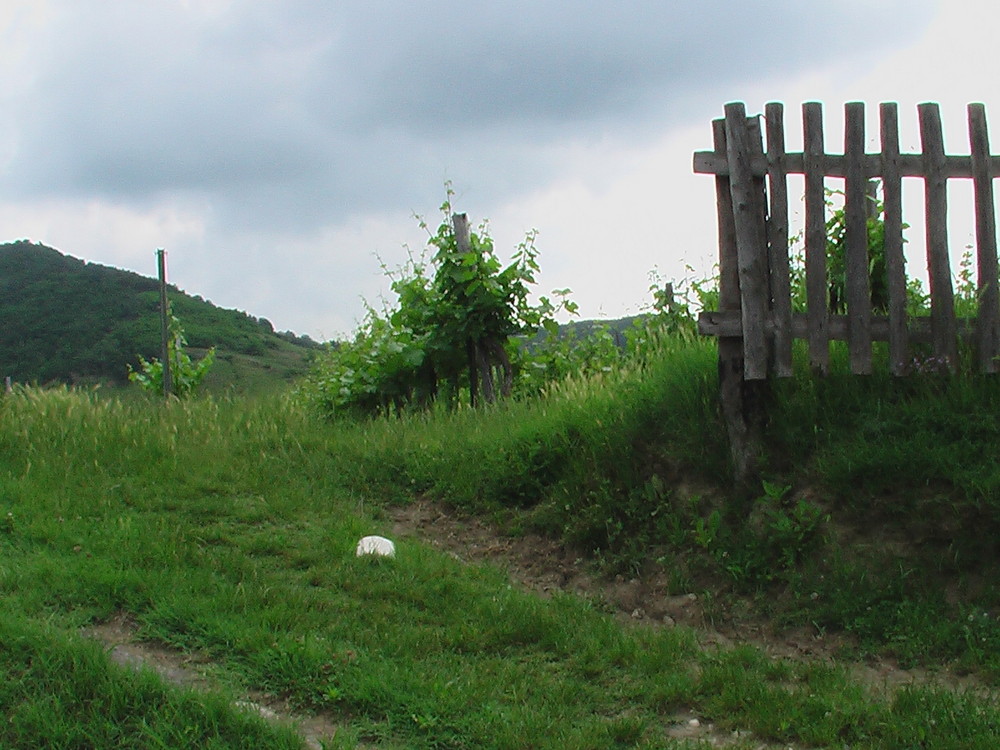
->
[387,498,985,694]
[79,497,986,750]
[82,612,343,750]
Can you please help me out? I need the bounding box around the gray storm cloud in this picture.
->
[1,0,933,229]
[0,0,939,338]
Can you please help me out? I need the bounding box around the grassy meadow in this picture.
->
[4,333,1000,748]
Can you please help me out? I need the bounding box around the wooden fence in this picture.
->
[692,101,1000,483]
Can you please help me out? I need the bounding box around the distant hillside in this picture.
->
[521,314,648,352]
[0,240,321,391]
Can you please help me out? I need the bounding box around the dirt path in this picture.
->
[82,612,342,750]
[387,499,986,693]
[80,612,772,750]
[80,497,985,750]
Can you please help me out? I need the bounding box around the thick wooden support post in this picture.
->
[766,102,793,377]
[724,103,769,380]
[714,112,764,491]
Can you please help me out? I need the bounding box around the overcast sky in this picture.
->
[3,0,994,341]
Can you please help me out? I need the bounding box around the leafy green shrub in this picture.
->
[127,307,215,398]
[512,271,702,399]
[303,186,575,416]
[512,323,622,397]
[305,308,429,416]
[823,187,889,313]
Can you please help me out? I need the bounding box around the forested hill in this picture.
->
[0,240,321,390]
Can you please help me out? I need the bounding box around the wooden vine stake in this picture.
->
[157,248,172,401]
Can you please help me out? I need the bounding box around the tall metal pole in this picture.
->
[157,249,172,400]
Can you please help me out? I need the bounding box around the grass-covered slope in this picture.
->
[356,336,1000,678]
[0,613,304,749]
[4,332,1000,747]
[0,240,320,391]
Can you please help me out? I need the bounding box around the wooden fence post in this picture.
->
[803,102,830,374]
[766,102,793,377]
[844,102,873,374]
[969,103,1000,372]
[880,102,910,375]
[714,111,765,492]
[919,103,959,370]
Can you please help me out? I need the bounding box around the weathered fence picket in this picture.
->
[880,102,908,375]
[765,102,793,377]
[694,101,1000,484]
[970,103,1000,373]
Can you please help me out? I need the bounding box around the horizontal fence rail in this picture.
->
[693,101,1000,379]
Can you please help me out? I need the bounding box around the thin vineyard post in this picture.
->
[157,248,172,400]
[451,213,482,407]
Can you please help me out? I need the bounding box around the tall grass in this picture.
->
[317,332,724,555]
[0,612,304,749]
[767,342,1000,504]
[313,332,1000,677]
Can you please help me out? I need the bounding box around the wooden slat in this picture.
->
[746,114,773,377]
[693,150,1000,179]
[803,102,829,373]
[879,102,910,375]
[712,117,760,483]
[713,116,745,391]
[725,102,769,379]
[766,102,793,376]
[699,309,976,345]
[969,103,1000,372]
[844,102,873,373]
[919,102,959,370]
[714,119,740,321]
